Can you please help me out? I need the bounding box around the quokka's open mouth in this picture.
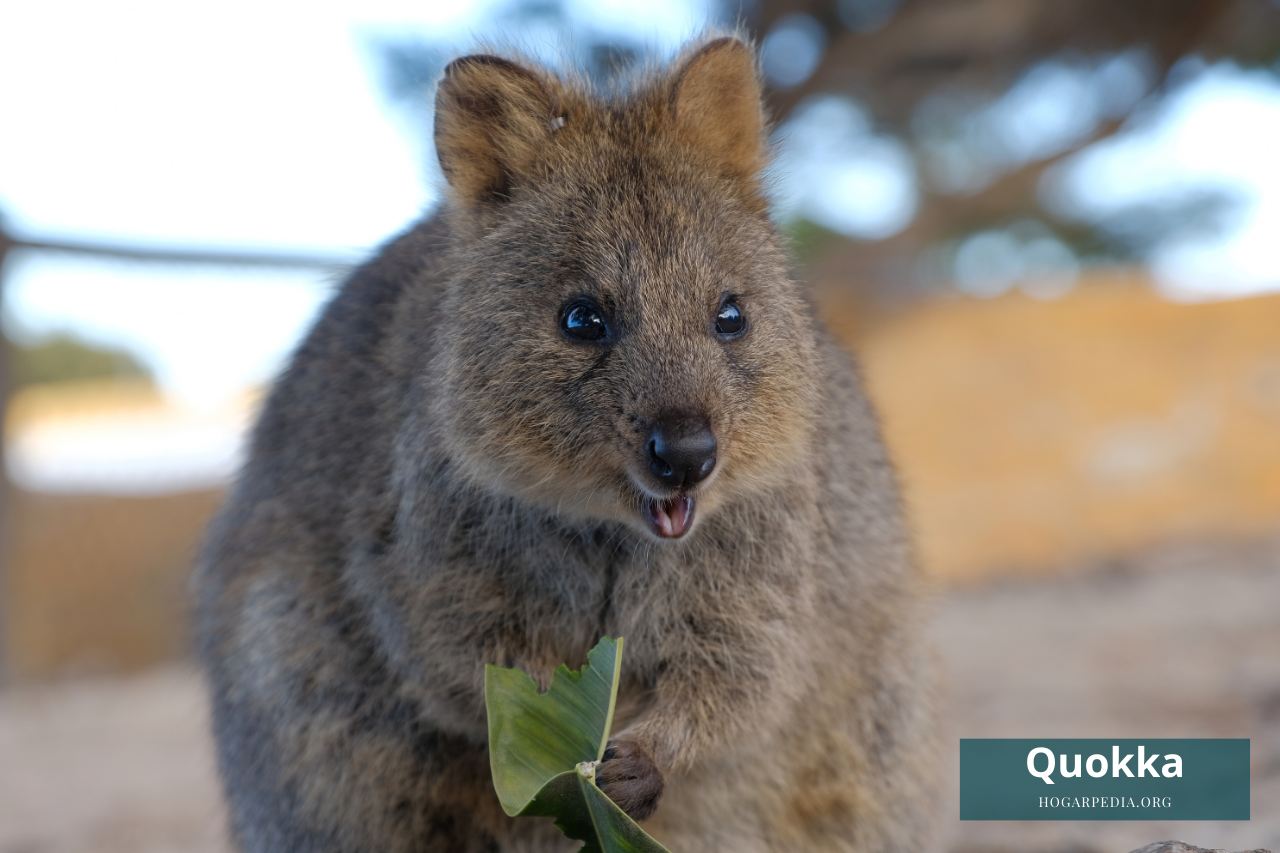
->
[642,495,695,539]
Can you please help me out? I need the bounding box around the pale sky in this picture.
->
[1052,63,1280,301]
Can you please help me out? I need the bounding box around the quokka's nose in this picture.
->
[647,415,717,489]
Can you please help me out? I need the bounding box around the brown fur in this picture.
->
[194,35,939,852]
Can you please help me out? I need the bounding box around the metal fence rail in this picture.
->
[0,220,353,683]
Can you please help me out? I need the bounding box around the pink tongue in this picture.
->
[655,497,691,538]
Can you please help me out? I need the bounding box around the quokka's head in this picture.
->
[431,36,820,541]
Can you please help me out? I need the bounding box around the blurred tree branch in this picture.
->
[751,0,1245,125]
[743,0,1275,295]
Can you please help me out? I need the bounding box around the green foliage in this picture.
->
[781,217,841,266]
[9,332,152,391]
[485,637,669,853]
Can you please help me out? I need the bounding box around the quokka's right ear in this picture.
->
[669,38,767,188]
[434,55,556,207]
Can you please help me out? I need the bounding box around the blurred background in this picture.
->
[2,1,1279,851]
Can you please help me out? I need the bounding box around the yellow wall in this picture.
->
[846,280,1280,580]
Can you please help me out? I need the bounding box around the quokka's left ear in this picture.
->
[434,54,557,208]
[668,37,767,186]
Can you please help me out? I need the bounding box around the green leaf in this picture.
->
[484,637,670,853]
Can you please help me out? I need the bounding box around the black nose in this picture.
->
[647,414,717,489]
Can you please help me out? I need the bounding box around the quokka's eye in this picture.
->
[560,299,610,342]
[714,297,746,338]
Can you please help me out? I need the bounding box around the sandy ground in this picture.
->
[2,539,1277,853]
[936,536,1280,853]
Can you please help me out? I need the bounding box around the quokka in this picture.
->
[195,35,938,852]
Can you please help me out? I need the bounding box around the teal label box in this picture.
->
[960,738,1250,820]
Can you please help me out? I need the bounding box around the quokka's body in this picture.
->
[195,36,938,852]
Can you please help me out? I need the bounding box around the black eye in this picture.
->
[714,298,746,338]
[560,299,610,342]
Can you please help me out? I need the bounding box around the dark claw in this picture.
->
[596,738,664,822]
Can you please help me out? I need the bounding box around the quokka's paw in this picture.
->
[596,737,664,821]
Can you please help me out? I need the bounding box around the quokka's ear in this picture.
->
[434,55,556,206]
[669,37,767,184]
